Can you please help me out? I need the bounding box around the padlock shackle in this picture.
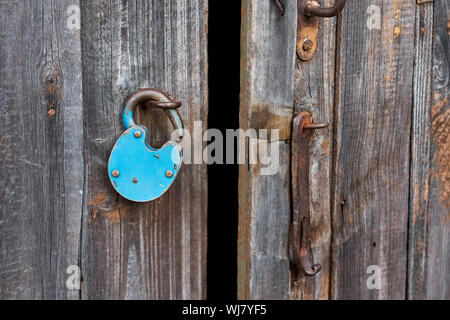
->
[123,88,184,132]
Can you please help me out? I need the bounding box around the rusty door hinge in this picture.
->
[271,0,347,61]
[290,111,328,276]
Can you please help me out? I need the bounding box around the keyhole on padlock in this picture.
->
[135,104,173,148]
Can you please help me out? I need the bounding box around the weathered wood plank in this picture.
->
[248,142,292,300]
[424,0,450,299]
[79,0,208,300]
[406,0,450,300]
[292,0,337,300]
[0,0,84,299]
[407,0,434,300]
[331,0,416,299]
[238,0,297,300]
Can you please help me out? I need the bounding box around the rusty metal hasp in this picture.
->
[298,0,347,61]
[108,89,183,203]
[271,0,347,61]
[290,111,328,276]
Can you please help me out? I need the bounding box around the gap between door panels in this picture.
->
[207,0,241,300]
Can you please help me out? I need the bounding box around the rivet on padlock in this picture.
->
[108,88,184,202]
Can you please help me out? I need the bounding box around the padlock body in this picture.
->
[108,126,182,202]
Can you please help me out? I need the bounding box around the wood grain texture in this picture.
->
[331,0,416,300]
[292,0,337,300]
[424,0,449,299]
[0,0,83,299]
[238,0,297,300]
[248,141,292,300]
[80,0,208,300]
[407,0,434,300]
[407,0,450,300]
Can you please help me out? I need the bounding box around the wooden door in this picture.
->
[0,0,207,300]
[238,0,449,300]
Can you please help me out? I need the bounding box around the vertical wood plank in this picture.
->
[80,0,208,300]
[407,0,434,300]
[407,0,450,300]
[425,0,449,299]
[248,142,292,300]
[331,0,416,299]
[0,0,84,299]
[291,0,337,300]
[238,0,297,300]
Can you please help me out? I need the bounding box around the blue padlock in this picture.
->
[108,89,184,202]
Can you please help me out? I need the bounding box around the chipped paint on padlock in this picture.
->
[108,89,183,203]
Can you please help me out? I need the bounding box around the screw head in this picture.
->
[303,39,314,52]
[132,177,138,184]
[112,170,120,178]
[165,170,174,178]
[134,131,142,138]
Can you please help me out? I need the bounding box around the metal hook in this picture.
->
[305,0,347,17]
[290,112,328,277]
[271,0,285,16]
[300,218,322,276]
[272,0,347,17]
[304,122,329,130]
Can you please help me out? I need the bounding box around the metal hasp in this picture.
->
[304,0,347,17]
[272,0,347,17]
[290,111,328,276]
[273,0,347,61]
[108,88,184,203]
[298,0,347,61]
[271,0,347,60]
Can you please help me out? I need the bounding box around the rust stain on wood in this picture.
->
[394,25,402,38]
[250,104,292,140]
[88,192,107,206]
[107,206,123,224]
[43,65,62,117]
[45,74,58,95]
[87,192,124,223]
[431,93,450,209]
[89,207,124,224]
[320,139,332,157]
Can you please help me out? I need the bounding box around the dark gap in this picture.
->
[329,8,344,300]
[405,1,423,299]
[207,1,241,300]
